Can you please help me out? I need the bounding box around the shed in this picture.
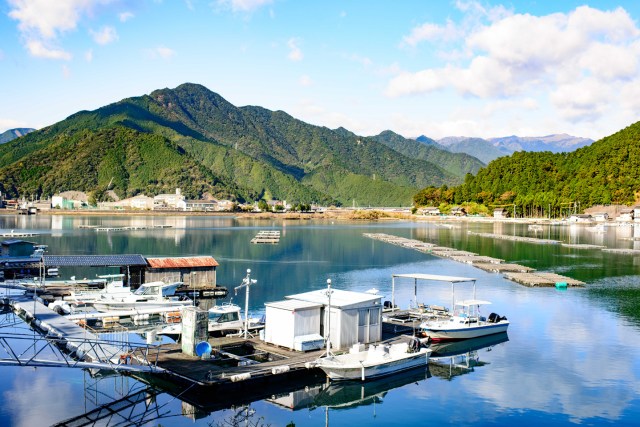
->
[263,299,323,350]
[145,256,218,286]
[285,289,382,350]
[1,239,36,257]
[493,208,508,219]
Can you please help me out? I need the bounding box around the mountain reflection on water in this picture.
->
[1,215,640,426]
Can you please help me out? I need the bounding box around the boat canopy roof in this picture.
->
[455,299,492,306]
[209,303,241,314]
[392,273,476,283]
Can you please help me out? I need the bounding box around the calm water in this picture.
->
[1,215,639,426]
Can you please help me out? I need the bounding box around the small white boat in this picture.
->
[159,302,264,338]
[91,280,192,312]
[311,340,431,381]
[418,300,509,342]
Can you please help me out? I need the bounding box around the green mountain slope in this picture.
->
[421,122,640,212]
[0,83,480,206]
[373,130,486,174]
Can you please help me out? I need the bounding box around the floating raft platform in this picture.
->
[79,225,173,231]
[503,272,585,287]
[467,231,561,245]
[251,230,281,244]
[474,263,535,273]
[561,243,607,249]
[602,248,640,255]
[364,233,584,288]
[0,231,40,237]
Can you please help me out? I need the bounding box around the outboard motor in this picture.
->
[384,300,393,309]
[488,312,499,323]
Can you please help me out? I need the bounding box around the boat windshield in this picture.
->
[209,310,240,323]
[134,285,161,296]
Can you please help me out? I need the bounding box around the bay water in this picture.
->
[0,215,639,426]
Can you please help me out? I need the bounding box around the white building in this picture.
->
[154,188,185,209]
[593,212,609,222]
[263,288,382,351]
[263,300,323,351]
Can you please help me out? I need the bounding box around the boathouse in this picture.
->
[277,288,382,350]
[617,209,634,222]
[144,256,218,286]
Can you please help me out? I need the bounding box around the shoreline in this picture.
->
[0,207,579,224]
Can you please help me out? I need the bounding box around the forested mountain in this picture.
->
[0,128,35,144]
[414,122,640,214]
[0,83,476,206]
[372,131,484,176]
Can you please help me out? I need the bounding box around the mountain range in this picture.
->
[420,134,594,164]
[0,83,485,207]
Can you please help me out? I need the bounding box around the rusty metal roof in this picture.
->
[145,256,219,269]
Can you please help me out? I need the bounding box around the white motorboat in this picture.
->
[418,300,509,342]
[65,274,130,305]
[91,280,192,312]
[310,340,431,381]
[159,302,265,339]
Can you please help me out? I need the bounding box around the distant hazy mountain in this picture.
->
[488,134,593,153]
[0,128,35,144]
[433,134,593,164]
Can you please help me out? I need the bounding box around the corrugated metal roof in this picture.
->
[43,255,148,267]
[146,256,219,269]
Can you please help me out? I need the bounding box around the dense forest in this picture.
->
[414,122,640,215]
[0,83,480,207]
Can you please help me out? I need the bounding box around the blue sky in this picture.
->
[2,1,640,140]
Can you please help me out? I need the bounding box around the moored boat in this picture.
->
[310,340,430,381]
[91,280,192,312]
[418,300,509,342]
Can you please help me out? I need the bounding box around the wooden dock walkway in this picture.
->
[251,230,281,244]
[6,296,125,363]
[364,233,584,288]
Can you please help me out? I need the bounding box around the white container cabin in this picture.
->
[263,299,323,350]
[284,289,383,351]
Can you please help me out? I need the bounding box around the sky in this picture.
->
[2,0,640,141]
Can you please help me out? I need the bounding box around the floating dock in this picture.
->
[602,248,640,255]
[467,231,561,245]
[78,225,173,231]
[251,230,281,244]
[363,233,584,288]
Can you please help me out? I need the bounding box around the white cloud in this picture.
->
[287,38,303,61]
[62,64,71,78]
[345,53,372,67]
[146,46,176,59]
[402,20,461,47]
[85,49,93,62]
[8,0,115,59]
[216,0,272,13]
[388,5,640,123]
[119,11,134,22]
[90,26,118,45]
[25,39,72,60]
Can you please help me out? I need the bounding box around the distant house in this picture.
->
[154,188,185,210]
[493,208,508,219]
[617,209,634,222]
[633,206,640,223]
[593,212,609,222]
[419,207,440,216]
[98,194,154,210]
[181,200,218,212]
[450,207,467,217]
[568,214,593,223]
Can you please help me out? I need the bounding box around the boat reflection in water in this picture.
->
[428,332,509,380]
[267,365,430,412]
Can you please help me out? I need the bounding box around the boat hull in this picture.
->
[92,300,192,312]
[316,347,430,381]
[422,321,509,342]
